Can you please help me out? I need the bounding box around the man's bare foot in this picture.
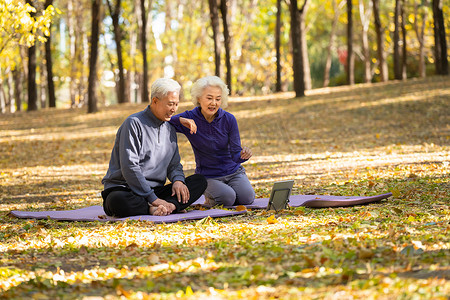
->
[149,205,169,216]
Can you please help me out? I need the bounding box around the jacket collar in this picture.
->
[145,105,165,126]
[193,106,225,122]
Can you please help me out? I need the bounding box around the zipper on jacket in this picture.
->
[158,126,160,143]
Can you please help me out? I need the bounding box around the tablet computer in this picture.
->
[266,180,294,212]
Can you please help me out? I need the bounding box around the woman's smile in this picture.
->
[198,86,223,122]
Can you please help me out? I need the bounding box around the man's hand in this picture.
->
[172,180,190,204]
[179,117,197,134]
[152,198,176,214]
[240,146,252,160]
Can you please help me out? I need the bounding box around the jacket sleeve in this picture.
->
[166,128,185,183]
[168,111,190,135]
[119,118,158,203]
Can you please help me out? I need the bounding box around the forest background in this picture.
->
[0,0,449,113]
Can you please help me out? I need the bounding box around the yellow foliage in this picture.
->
[267,215,277,224]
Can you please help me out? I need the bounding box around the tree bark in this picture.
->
[220,0,232,94]
[13,69,22,112]
[432,0,449,75]
[87,0,101,113]
[275,0,282,92]
[67,0,77,107]
[298,1,311,90]
[372,0,388,81]
[107,0,127,103]
[289,0,305,97]
[7,68,15,112]
[347,0,355,85]
[0,67,5,113]
[44,0,56,108]
[209,0,221,78]
[323,0,340,87]
[359,0,372,83]
[39,45,47,109]
[401,1,407,79]
[140,0,149,103]
[393,0,403,80]
[129,0,138,103]
[26,0,38,111]
[413,0,427,78]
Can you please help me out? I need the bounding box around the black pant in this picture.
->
[102,174,207,217]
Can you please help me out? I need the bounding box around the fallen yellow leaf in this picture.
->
[267,215,277,224]
[236,205,247,211]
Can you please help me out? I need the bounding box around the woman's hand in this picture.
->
[240,146,252,160]
[179,117,197,134]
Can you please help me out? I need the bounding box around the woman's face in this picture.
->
[198,85,222,121]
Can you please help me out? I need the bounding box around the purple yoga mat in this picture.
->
[194,193,392,209]
[227,193,392,209]
[10,206,246,223]
[10,193,391,223]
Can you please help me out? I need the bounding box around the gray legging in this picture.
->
[102,174,207,217]
[204,166,255,206]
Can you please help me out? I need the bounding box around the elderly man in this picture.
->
[101,78,207,217]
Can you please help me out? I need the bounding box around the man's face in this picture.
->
[151,91,180,121]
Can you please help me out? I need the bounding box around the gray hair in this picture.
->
[150,78,181,103]
[191,76,229,108]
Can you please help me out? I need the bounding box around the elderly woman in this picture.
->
[169,76,255,207]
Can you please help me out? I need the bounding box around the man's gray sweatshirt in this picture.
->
[102,106,185,203]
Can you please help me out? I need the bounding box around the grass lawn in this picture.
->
[0,76,449,299]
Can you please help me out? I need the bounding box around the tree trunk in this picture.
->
[129,0,138,103]
[44,0,56,108]
[220,0,232,93]
[80,31,89,106]
[67,0,77,107]
[323,0,340,87]
[87,0,101,113]
[107,0,127,103]
[432,0,449,75]
[26,0,38,111]
[393,0,402,80]
[359,0,372,83]
[289,0,305,97]
[0,67,5,113]
[275,0,282,92]
[401,1,407,79]
[13,69,22,112]
[413,0,427,78]
[7,68,15,112]
[372,0,388,81]
[27,45,38,111]
[39,45,47,109]
[209,0,221,78]
[134,0,142,103]
[298,1,311,90]
[140,0,149,103]
[347,0,354,85]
